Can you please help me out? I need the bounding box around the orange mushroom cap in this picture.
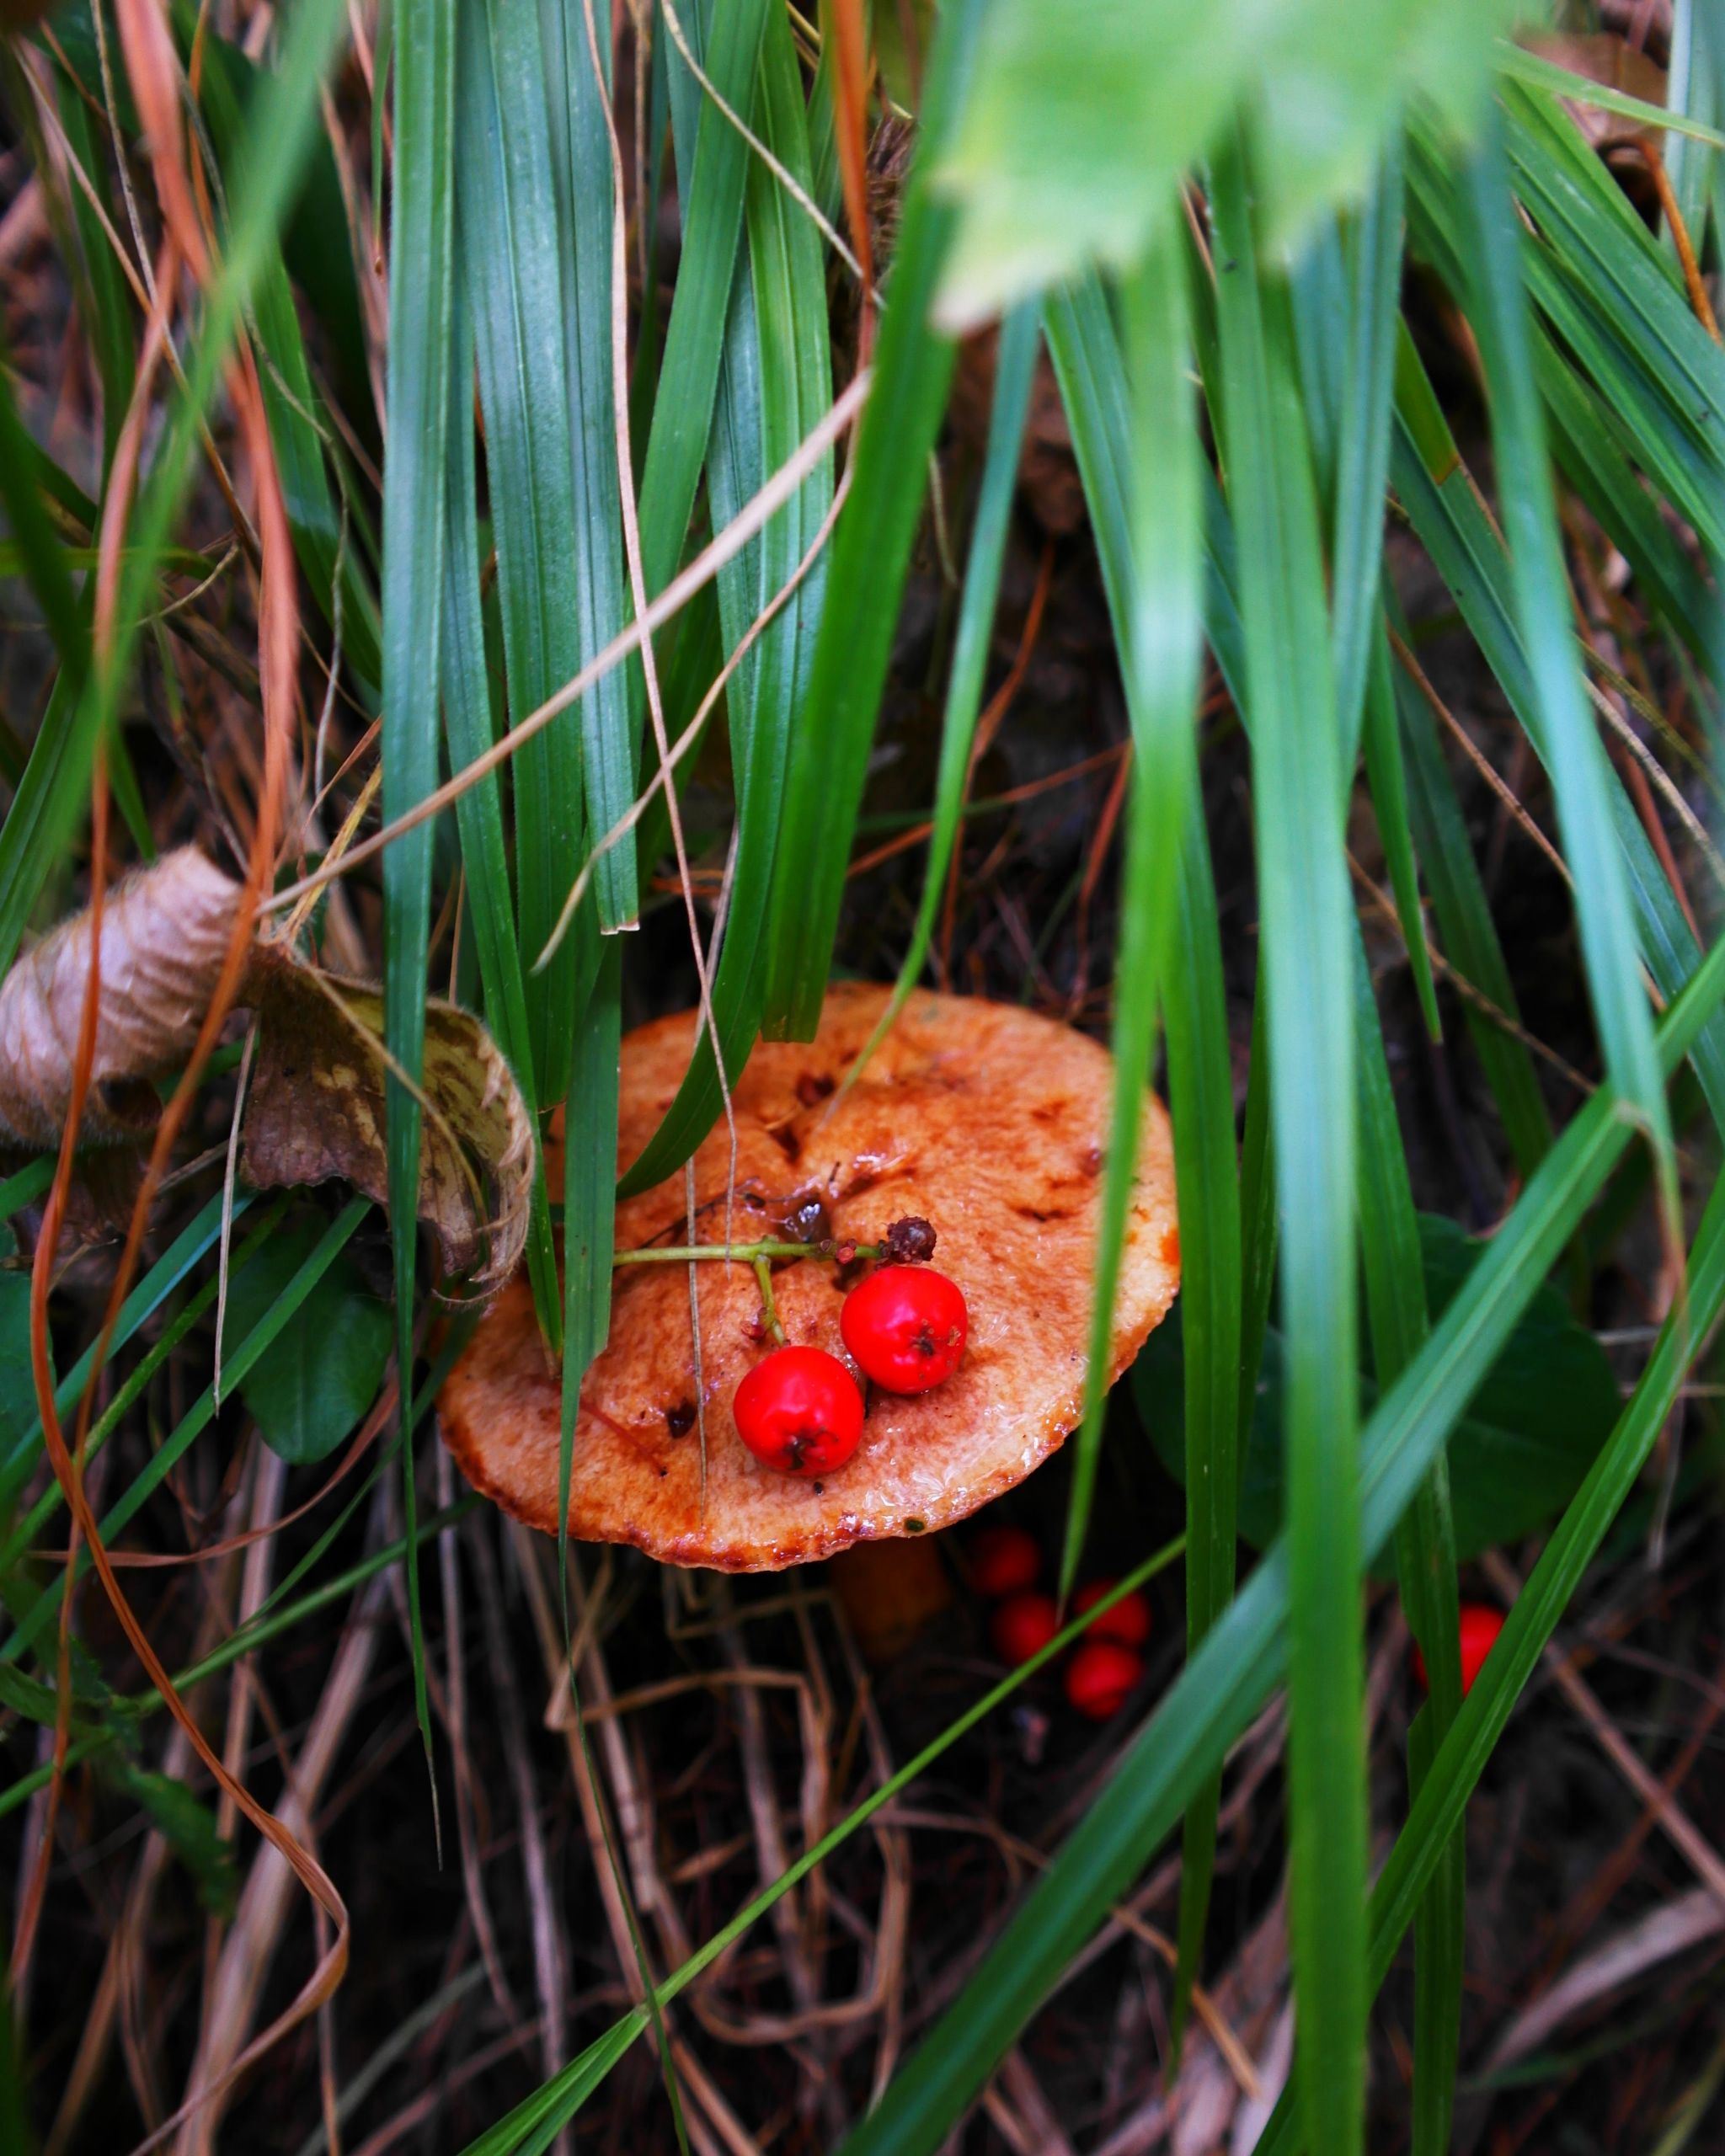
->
[439,983,1180,1571]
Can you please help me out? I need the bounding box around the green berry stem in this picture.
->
[751,1256,788,1347]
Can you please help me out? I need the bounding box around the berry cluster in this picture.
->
[970,1524,1150,1721]
[734,1257,969,1477]
[617,1213,970,1481]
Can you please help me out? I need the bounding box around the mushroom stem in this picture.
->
[751,1255,788,1347]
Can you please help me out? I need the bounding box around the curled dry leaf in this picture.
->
[240,951,531,1295]
[0,848,242,1148]
[0,851,531,1297]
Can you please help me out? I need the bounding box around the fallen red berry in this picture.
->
[840,1265,968,1394]
[970,1524,1042,1598]
[733,1346,862,1476]
[1413,1600,1505,1697]
[1065,1640,1143,1720]
[1072,1578,1151,1647]
[991,1590,1060,1667]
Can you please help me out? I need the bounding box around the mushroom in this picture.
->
[440,982,1180,1571]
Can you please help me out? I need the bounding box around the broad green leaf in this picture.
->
[221,1218,391,1465]
[934,0,1519,327]
[0,1193,240,1526]
[3,1201,366,1665]
[1140,1212,1622,1562]
[115,1764,238,1917]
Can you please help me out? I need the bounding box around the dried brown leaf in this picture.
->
[241,949,532,1295]
[0,849,242,1148]
[0,853,532,1298]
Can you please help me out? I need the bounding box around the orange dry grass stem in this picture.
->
[15,6,347,2138]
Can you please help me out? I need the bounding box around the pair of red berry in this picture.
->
[971,1524,1151,1720]
[733,1265,969,1477]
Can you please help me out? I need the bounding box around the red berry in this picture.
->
[840,1266,968,1393]
[1065,1640,1143,1720]
[733,1347,862,1476]
[971,1524,1042,1598]
[1072,1579,1151,1647]
[991,1591,1060,1667]
[1413,1601,1504,1697]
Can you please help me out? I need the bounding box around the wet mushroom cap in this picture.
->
[439,983,1180,1571]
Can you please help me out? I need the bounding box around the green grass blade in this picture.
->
[560,942,620,1566]
[638,0,770,593]
[456,0,590,1102]
[1211,130,1364,2156]
[1,0,350,965]
[1164,813,1243,2057]
[1253,1152,1725,2156]
[1353,929,1462,2156]
[617,0,836,1193]
[439,291,560,1349]
[0,323,89,691]
[761,0,988,1038]
[1055,228,1201,1606]
[177,9,382,687]
[1493,37,1725,152]
[1330,145,1403,767]
[830,298,1038,1100]
[541,0,637,931]
[0,1192,242,1529]
[831,926,1725,2156]
[1455,111,1673,1191]
[380,0,456,1783]
[3,1201,362,1665]
[49,78,134,471]
[1039,278,1242,2052]
[1362,625,1441,1041]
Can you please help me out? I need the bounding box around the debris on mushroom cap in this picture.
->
[439,983,1181,1572]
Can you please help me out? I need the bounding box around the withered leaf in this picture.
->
[0,848,242,1147]
[0,851,532,1299]
[241,948,531,1296]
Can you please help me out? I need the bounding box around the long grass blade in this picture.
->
[1353,930,1462,2156]
[836,299,1038,1097]
[1055,229,1201,1607]
[1252,1153,1725,2156]
[1456,108,1673,1198]
[380,0,456,1785]
[1210,130,1365,2156]
[1041,270,1243,2052]
[617,0,836,1192]
[541,0,637,931]
[1331,146,1403,767]
[830,926,1725,2156]
[761,0,988,1038]
[439,291,561,1348]
[456,0,591,1101]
